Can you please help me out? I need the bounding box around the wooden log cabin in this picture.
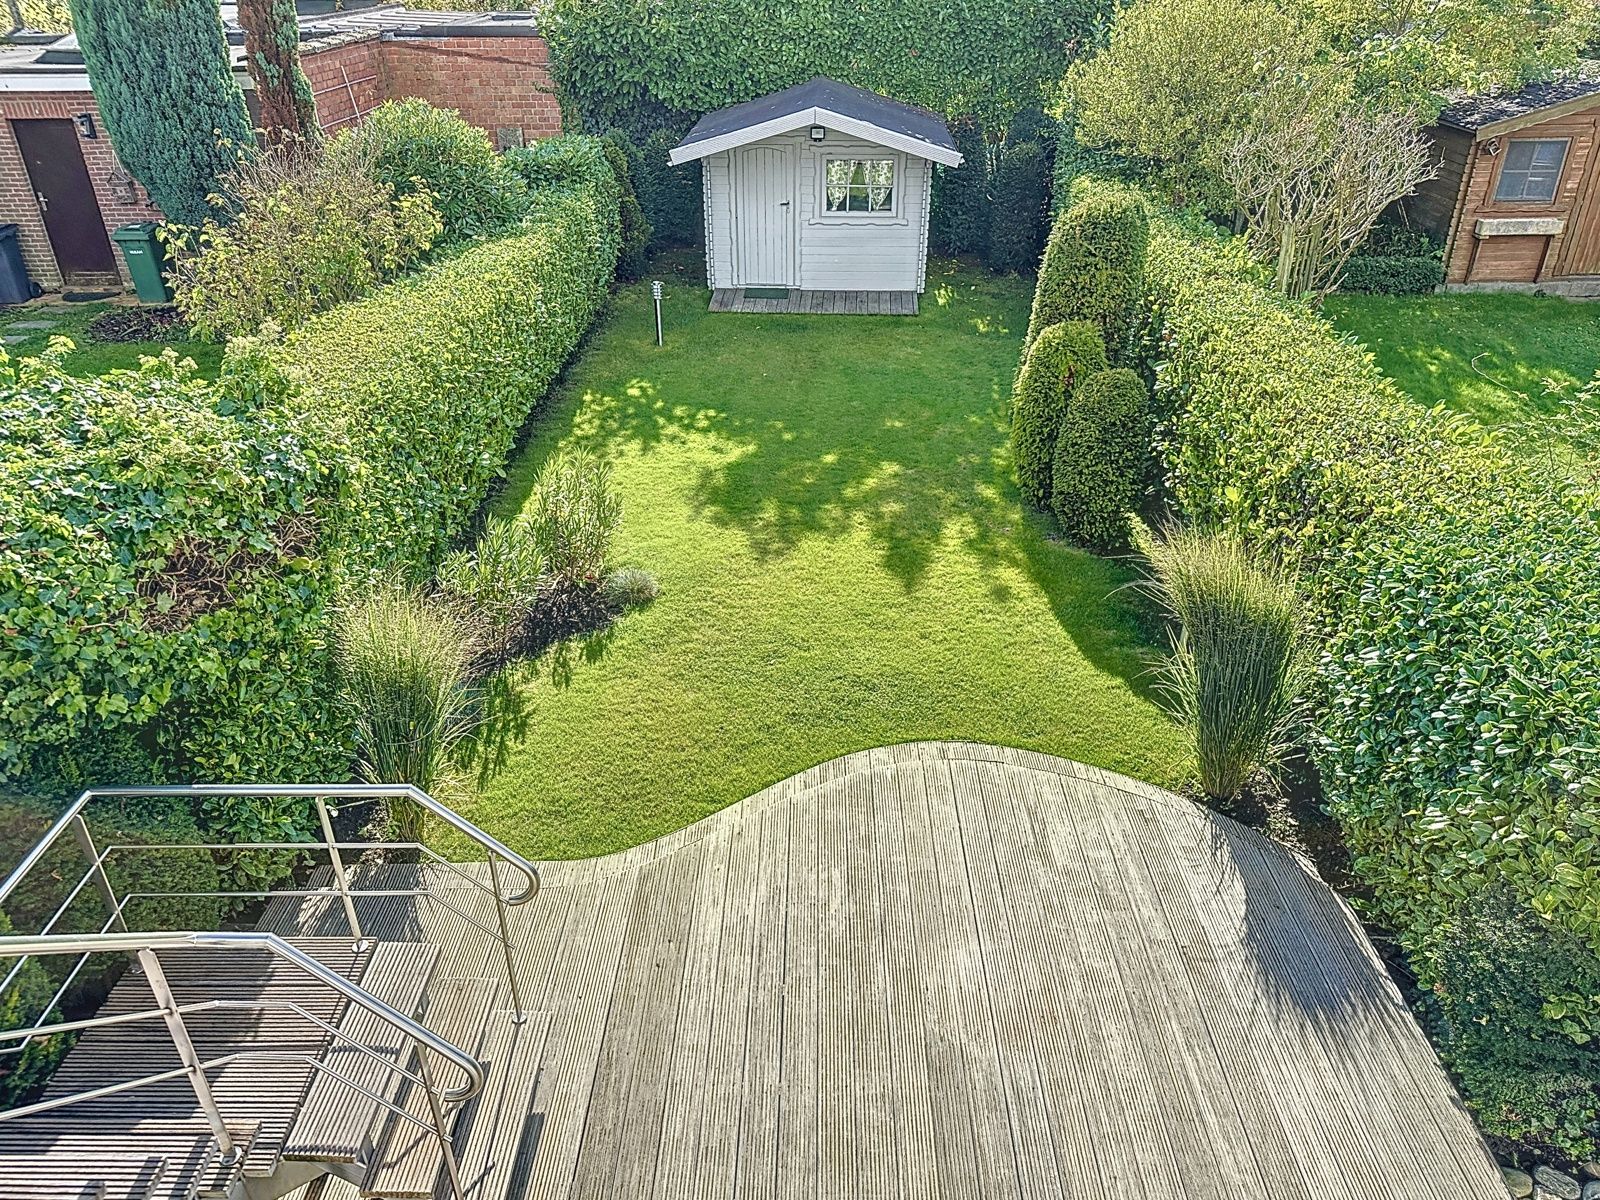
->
[1408,70,1600,295]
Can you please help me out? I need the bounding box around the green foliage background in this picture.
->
[70,0,252,224]
[540,0,1106,135]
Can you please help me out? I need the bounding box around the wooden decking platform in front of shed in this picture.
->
[269,742,1503,1200]
[710,287,918,314]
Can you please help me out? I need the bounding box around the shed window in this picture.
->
[825,159,895,213]
[1495,138,1568,203]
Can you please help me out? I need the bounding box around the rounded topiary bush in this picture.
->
[327,99,526,240]
[1027,181,1149,358]
[1050,367,1151,550]
[986,139,1050,274]
[1010,320,1108,509]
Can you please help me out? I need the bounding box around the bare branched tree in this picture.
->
[1222,84,1438,298]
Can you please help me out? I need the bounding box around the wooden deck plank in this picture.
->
[706,289,920,315]
[8,744,1507,1200]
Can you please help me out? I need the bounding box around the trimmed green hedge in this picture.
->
[986,140,1051,274]
[276,153,622,579]
[1010,320,1107,509]
[1099,171,1600,1158]
[929,119,990,258]
[1028,178,1149,356]
[1338,254,1444,295]
[1050,367,1150,550]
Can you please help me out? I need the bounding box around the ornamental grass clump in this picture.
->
[1142,527,1311,802]
[335,584,480,842]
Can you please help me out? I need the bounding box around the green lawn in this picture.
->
[1323,292,1600,428]
[452,258,1188,860]
[0,302,222,379]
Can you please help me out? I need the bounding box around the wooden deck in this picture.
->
[709,288,918,315]
[267,743,1504,1200]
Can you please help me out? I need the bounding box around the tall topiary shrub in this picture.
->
[1028,181,1150,356]
[1010,320,1107,508]
[71,0,252,225]
[601,133,653,280]
[930,117,990,258]
[1050,368,1151,550]
[985,140,1049,273]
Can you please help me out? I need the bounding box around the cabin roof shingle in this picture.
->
[1438,66,1600,133]
[675,76,957,158]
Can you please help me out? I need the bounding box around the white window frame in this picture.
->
[1494,137,1570,205]
[816,153,904,221]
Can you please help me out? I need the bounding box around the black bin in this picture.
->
[0,224,33,305]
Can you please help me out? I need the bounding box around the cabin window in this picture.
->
[824,158,895,213]
[1495,138,1568,204]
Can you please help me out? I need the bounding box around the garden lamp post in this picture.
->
[653,280,664,347]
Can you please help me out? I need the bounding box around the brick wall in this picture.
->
[0,93,162,290]
[379,35,561,149]
[0,30,559,294]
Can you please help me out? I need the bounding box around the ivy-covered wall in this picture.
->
[540,0,1107,136]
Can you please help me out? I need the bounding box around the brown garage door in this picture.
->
[11,118,119,286]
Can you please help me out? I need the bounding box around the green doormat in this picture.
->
[744,287,790,299]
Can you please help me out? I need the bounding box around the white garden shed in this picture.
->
[669,78,961,311]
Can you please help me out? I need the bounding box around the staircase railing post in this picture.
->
[137,947,238,1164]
[315,796,368,950]
[69,814,127,933]
[415,1046,468,1200]
[485,852,528,1023]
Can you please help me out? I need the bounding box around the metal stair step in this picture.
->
[360,979,502,1199]
[281,941,442,1163]
[0,1118,256,1200]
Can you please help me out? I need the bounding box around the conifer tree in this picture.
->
[238,0,320,145]
[71,0,253,225]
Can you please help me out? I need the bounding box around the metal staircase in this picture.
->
[0,786,542,1200]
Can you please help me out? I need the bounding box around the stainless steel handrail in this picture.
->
[0,931,486,1105]
[0,782,541,1021]
[0,784,541,907]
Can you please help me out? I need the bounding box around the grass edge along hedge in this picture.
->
[1060,169,1600,1159]
[276,137,622,581]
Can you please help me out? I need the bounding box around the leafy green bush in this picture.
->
[1028,180,1150,356]
[985,140,1050,274]
[0,342,346,793]
[524,448,623,592]
[635,128,703,249]
[275,159,621,580]
[1049,368,1151,550]
[1142,527,1311,802]
[1435,889,1600,1163]
[502,134,616,200]
[1010,321,1107,508]
[930,118,990,258]
[436,515,545,652]
[540,0,1103,135]
[336,584,479,839]
[1337,255,1444,295]
[325,99,526,241]
[169,142,442,340]
[601,133,653,281]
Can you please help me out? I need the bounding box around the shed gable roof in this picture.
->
[668,77,961,167]
[1437,66,1600,137]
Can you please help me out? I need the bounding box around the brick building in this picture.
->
[1407,68,1600,296]
[0,2,561,292]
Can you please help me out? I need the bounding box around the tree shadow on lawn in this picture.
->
[502,302,1161,703]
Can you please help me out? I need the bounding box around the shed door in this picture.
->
[733,145,795,287]
[11,119,118,285]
